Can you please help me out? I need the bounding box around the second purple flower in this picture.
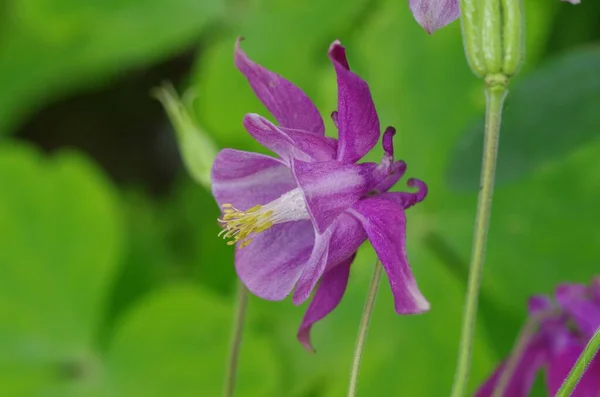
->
[211,38,430,350]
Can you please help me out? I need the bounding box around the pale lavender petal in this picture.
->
[561,0,580,4]
[211,149,296,210]
[528,295,553,315]
[475,335,548,397]
[350,197,429,313]
[243,114,336,164]
[379,178,428,210]
[292,228,332,305]
[235,220,314,300]
[409,0,460,34]
[555,283,600,338]
[292,159,379,233]
[546,339,600,396]
[329,40,380,164]
[297,254,354,351]
[235,38,325,135]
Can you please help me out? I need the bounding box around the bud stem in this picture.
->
[450,84,507,397]
[223,280,249,397]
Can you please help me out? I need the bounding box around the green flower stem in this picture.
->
[223,280,249,397]
[555,328,600,397]
[450,84,507,397]
[347,260,383,397]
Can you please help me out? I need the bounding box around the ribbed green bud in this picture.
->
[459,0,524,81]
[153,84,217,191]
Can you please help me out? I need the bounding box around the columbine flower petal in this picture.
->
[292,228,333,305]
[292,159,380,233]
[555,283,600,338]
[235,220,314,300]
[243,113,337,164]
[297,254,354,351]
[350,197,429,313]
[380,178,428,210]
[475,335,548,397]
[328,40,380,164]
[212,149,296,210]
[409,0,460,34]
[235,38,325,135]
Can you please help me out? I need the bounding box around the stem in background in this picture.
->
[555,328,600,397]
[491,313,545,397]
[223,280,249,397]
[347,260,383,397]
[450,84,507,397]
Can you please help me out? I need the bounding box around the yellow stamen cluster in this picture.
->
[218,203,274,248]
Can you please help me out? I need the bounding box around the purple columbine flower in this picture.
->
[410,0,580,34]
[211,38,430,350]
[476,277,600,397]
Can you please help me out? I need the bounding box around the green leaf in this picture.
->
[0,0,224,134]
[448,47,600,191]
[0,143,123,395]
[105,285,281,397]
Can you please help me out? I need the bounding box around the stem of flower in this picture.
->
[555,327,600,397]
[492,313,546,397]
[347,259,383,397]
[223,280,249,397]
[450,84,507,397]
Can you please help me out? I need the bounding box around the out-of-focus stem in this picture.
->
[223,280,249,397]
[347,260,382,397]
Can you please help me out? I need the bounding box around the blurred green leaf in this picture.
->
[448,47,600,191]
[0,143,123,396]
[0,0,223,134]
[105,285,280,397]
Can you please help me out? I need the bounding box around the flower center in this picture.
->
[218,188,309,248]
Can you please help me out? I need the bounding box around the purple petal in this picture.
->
[350,197,429,313]
[234,38,325,135]
[409,0,460,34]
[475,334,548,397]
[546,340,600,396]
[297,254,355,352]
[555,283,600,338]
[292,159,379,233]
[326,212,368,267]
[328,40,380,164]
[292,228,332,305]
[243,114,336,164]
[373,161,407,193]
[211,149,296,210]
[379,178,428,210]
[235,220,314,300]
[293,212,368,305]
[528,295,553,315]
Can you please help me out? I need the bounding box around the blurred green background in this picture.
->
[1,0,599,396]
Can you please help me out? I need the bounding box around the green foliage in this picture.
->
[448,47,600,190]
[2,0,600,395]
[0,145,277,396]
[0,0,224,134]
